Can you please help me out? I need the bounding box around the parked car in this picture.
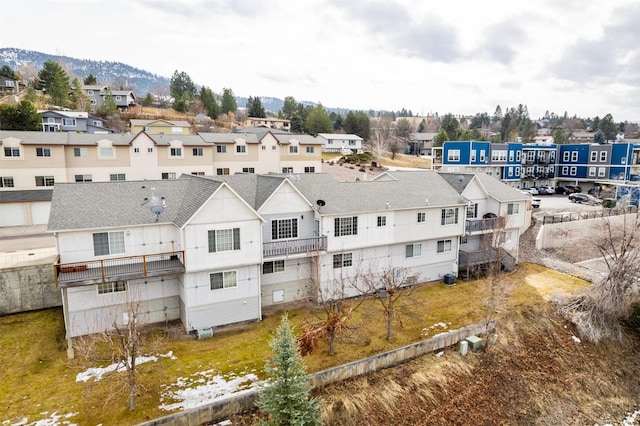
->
[534,186,554,195]
[523,187,539,195]
[567,185,582,193]
[568,193,602,205]
[555,186,575,195]
[520,190,541,208]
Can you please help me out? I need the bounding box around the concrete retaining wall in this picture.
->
[0,254,61,315]
[536,213,634,250]
[138,320,495,426]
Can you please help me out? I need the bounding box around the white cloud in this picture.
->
[1,0,638,120]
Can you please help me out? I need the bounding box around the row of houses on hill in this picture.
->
[48,170,531,346]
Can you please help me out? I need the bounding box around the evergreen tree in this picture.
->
[594,130,605,144]
[256,314,321,426]
[199,86,219,119]
[280,96,298,120]
[98,88,118,116]
[84,74,97,85]
[37,60,68,92]
[1,65,18,79]
[552,128,568,144]
[70,78,91,112]
[247,96,266,118]
[290,112,304,133]
[142,92,154,107]
[304,104,333,135]
[343,111,370,139]
[220,88,237,115]
[48,70,70,106]
[0,101,40,130]
[170,70,196,112]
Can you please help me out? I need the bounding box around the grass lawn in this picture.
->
[0,263,589,425]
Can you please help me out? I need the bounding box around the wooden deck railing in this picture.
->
[54,251,185,287]
[263,236,327,257]
[465,216,505,234]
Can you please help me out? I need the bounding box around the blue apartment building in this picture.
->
[436,140,640,191]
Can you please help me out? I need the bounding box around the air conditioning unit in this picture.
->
[443,273,455,286]
[196,327,213,340]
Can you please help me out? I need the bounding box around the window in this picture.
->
[447,149,460,161]
[334,216,358,236]
[86,90,94,95]
[74,147,88,157]
[36,147,51,157]
[115,95,122,101]
[191,171,205,176]
[161,172,176,180]
[282,167,293,173]
[62,118,76,127]
[440,208,459,225]
[377,215,387,227]
[193,148,203,156]
[515,167,520,176]
[466,203,478,218]
[0,176,15,187]
[507,203,519,215]
[272,218,298,240]
[4,147,20,157]
[508,168,513,177]
[90,99,97,105]
[98,281,126,294]
[134,147,140,153]
[480,151,486,162]
[306,146,314,153]
[333,253,353,268]
[216,168,229,175]
[75,174,92,182]
[289,146,298,154]
[570,166,577,176]
[598,167,606,177]
[93,121,102,127]
[110,173,125,181]
[563,151,570,162]
[35,176,54,187]
[93,231,125,256]
[263,260,285,274]
[236,145,246,153]
[591,151,598,162]
[417,212,426,223]
[100,147,114,157]
[262,145,266,150]
[148,147,153,153]
[208,228,240,252]
[460,235,468,244]
[242,167,255,173]
[600,151,607,162]
[471,150,476,162]
[509,151,514,162]
[304,166,315,173]
[170,147,182,157]
[436,239,452,253]
[406,243,422,258]
[217,145,226,153]
[589,167,596,177]
[571,151,578,162]
[272,146,276,150]
[210,271,237,290]
[516,151,521,161]
[491,150,507,161]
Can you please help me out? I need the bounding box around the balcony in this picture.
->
[263,236,327,257]
[54,251,185,288]
[459,248,516,274]
[465,216,505,234]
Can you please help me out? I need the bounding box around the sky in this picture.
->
[1,0,639,122]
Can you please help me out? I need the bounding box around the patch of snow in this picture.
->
[159,369,260,411]
[2,412,78,426]
[596,409,640,426]
[421,321,452,336]
[435,351,444,357]
[572,335,581,343]
[76,351,176,382]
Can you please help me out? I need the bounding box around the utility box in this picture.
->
[196,327,213,340]
[443,273,456,286]
[465,335,483,351]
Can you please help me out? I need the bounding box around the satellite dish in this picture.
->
[316,199,326,207]
[142,188,166,221]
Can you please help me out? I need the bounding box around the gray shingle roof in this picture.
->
[0,189,53,203]
[439,172,530,202]
[67,133,135,146]
[1,131,69,145]
[146,134,209,146]
[207,174,288,210]
[292,170,466,215]
[198,133,259,143]
[47,177,222,231]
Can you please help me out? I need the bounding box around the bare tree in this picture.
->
[74,286,163,411]
[558,209,640,342]
[388,138,403,159]
[299,260,365,356]
[356,266,420,342]
[367,116,393,161]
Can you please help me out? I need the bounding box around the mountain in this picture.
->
[0,48,362,115]
[0,47,169,96]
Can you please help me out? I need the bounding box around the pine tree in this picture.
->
[256,314,322,426]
